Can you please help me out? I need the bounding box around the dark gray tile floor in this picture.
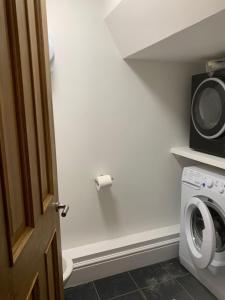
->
[64,258,217,300]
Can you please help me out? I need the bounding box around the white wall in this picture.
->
[46,0,202,250]
[102,0,122,17]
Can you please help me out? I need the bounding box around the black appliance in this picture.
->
[190,71,225,158]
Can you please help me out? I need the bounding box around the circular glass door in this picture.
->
[185,197,216,269]
[192,202,225,253]
[191,78,225,139]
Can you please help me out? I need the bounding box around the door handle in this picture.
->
[54,202,69,217]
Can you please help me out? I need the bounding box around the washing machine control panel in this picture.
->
[182,169,225,194]
[183,169,203,187]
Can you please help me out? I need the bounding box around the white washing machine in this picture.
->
[180,166,225,300]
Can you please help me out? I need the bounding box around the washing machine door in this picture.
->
[184,197,216,269]
[191,77,225,139]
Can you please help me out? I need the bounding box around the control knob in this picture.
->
[206,178,213,188]
[218,185,224,194]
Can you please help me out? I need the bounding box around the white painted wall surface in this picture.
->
[103,0,122,17]
[46,0,202,250]
[106,0,225,58]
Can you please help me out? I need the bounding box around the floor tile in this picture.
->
[130,263,172,289]
[94,272,136,300]
[160,258,189,279]
[64,283,99,300]
[177,274,217,300]
[142,279,192,300]
[113,291,145,300]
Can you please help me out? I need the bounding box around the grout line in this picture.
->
[159,260,174,276]
[129,263,193,300]
[128,272,147,300]
[175,277,195,300]
[107,289,143,300]
[92,281,101,300]
[128,272,139,290]
[159,260,189,280]
[174,272,190,279]
[159,261,194,299]
[128,265,173,289]
[67,260,194,300]
[159,259,194,298]
[138,289,147,300]
[160,259,189,278]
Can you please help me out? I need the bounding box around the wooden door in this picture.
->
[0,0,64,299]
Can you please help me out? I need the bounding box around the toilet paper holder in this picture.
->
[94,175,114,191]
[94,175,114,183]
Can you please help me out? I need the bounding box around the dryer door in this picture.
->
[184,197,216,269]
[191,77,225,139]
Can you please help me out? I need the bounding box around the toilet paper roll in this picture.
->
[95,175,113,191]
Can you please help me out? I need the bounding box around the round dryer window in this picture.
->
[191,78,225,139]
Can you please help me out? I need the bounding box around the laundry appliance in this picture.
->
[180,166,225,300]
[190,71,225,158]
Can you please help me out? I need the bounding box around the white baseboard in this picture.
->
[64,225,180,288]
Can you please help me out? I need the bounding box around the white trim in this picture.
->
[62,253,73,284]
[191,77,225,140]
[63,225,180,288]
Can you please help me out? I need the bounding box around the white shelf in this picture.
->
[171,146,225,170]
[106,1,225,61]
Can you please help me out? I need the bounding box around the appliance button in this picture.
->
[219,187,224,194]
[206,178,213,188]
[218,184,224,194]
